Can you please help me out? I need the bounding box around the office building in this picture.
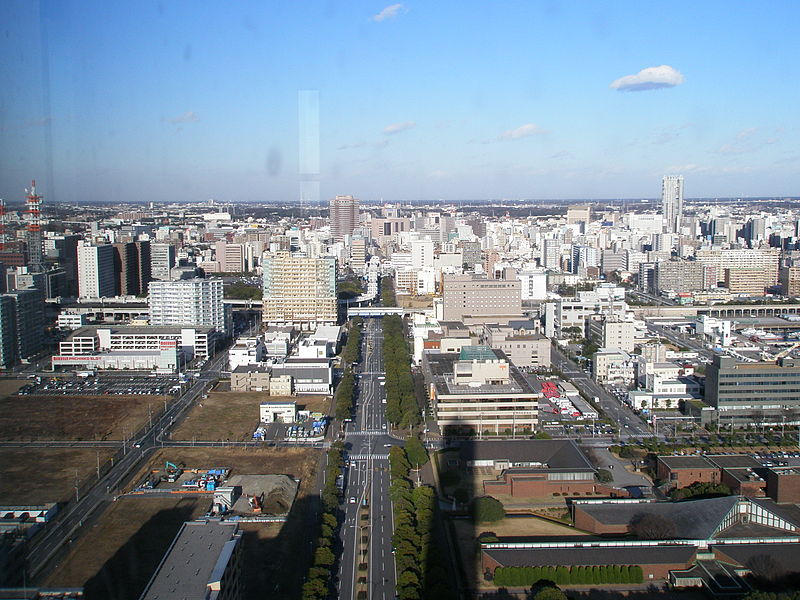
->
[423,346,538,435]
[46,234,80,296]
[706,355,800,427]
[483,325,550,369]
[350,237,366,270]
[215,241,246,273]
[148,278,229,335]
[588,316,635,353]
[329,194,359,242]
[542,238,561,270]
[151,243,176,280]
[566,205,591,226]
[661,175,684,234]
[441,274,522,324]
[262,252,337,330]
[112,241,151,296]
[140,519,242,600]
[516,269,547,301]
[77,244,116,298]
[0,288,44,366]
[459,240,482,269]
[411,239,434,270]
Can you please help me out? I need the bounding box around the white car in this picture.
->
[349,496,357,504]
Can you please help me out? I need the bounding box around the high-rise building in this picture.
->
[215,241,246,273]
[46,234,80,296]
[0,288,44,365]
[151,243,177,280]
[77,244,116,298]
[148,278,228,335]
[780,266,800,297]
[262,252,337,329]
[661,175,684,234]
[654,260,711,293]
[329,195,359,242]
[566,205,591,226]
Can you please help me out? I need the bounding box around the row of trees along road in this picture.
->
[382,315,421,428]
[388,443,454,600]
[301,441,345,600]
[334,318,363,420]
[381,276,397,307]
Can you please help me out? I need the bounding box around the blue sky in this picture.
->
[1,1,798,204]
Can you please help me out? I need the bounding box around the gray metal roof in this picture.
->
[459,440,595,472]
[139,519,240,600]
[713,542,800,573]
[576,496,740,540]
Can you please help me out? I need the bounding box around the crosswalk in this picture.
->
[348,453,389,460]
[346,430,387,436]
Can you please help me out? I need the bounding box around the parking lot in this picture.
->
[16,375,180,397]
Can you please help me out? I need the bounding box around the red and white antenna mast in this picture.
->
[0,198,6,252]
[26,179,44,270]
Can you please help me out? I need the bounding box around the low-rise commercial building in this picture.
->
[423,346,538,435]
[483,325,551,369]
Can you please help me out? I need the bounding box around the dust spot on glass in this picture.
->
[183,45,192,61]
[266,147,282,176]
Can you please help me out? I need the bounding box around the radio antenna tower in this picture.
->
[25,180,44,271]
[0,199,6,252]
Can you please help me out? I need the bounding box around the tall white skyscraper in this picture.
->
[148,278,228,334]
[77,244,116,298]
[661,175,684,234]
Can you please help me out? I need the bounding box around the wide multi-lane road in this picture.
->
[550,345,650,437]
[338,318,398,600]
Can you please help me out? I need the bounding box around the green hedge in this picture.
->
[382,315,420,428]
[493,565,643,587]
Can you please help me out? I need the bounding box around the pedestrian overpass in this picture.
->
[347,307,405,318]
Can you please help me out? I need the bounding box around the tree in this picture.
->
[596,468,613,483]
[313,546,335,567]
[534,430,553,439]
[628,512,677,539]
[532,585,568,600]
[471,496,505,523]
[405,436,429,468]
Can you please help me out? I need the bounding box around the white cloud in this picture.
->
[499,123,545,141]
[371,3,404,22]
[169,110,200,124]
[383,121,416,135]
[338,141,366,150]
[610,65,685,92]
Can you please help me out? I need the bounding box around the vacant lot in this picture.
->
[0,393,165,441]
[140,447,319,495]
[47,446,322,599]
[0,379,26,398]
[46,495,208,600]
[0,447,115,505]
[398,294,434,308]
[172,391,331,441]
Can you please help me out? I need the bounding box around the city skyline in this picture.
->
[1,1,798,205]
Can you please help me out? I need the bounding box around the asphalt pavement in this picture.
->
[550,346,651,438]
[338,318,398,600]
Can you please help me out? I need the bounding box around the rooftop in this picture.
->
[140,519,240,600]
[459,440,595,472]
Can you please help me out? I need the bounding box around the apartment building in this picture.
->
[148,278,229,335]
[77,244,116,298]
[654,260,712,293]
[0,288,44,366]
[780,266,800,297]
[262,252,337,330]
[423,346,538,435]
[695,249,780,286]
[587,316,636,353]
[724,268,774,296]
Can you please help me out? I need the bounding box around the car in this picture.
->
[349,496,357,504]
[383,444,392,448]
